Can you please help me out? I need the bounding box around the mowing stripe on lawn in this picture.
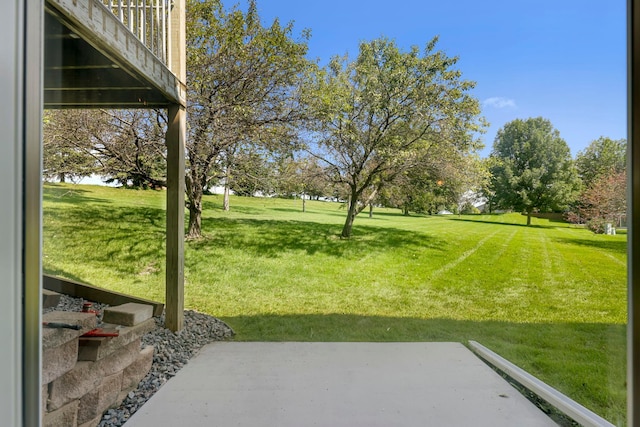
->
[430,229,500,280]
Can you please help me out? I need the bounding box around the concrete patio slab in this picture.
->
[126,342,556,427]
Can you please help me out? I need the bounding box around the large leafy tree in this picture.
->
[43,110,97,183]
[185,0,312,238]
[488,117,580,225]
[570,137,627,231]
[575,137,626,187]
[227,146,274,197]
[305,37,484,237]
[573,170,626,232]
[95,110,168,188]
[43,109,167,188]
[380,145,484,216]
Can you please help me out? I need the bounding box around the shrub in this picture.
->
[586,218,607,234]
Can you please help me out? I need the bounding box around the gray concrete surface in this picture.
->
[126,342,557,427]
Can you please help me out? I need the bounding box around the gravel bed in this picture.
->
[45,295,234,426]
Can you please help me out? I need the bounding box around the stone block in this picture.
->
[43,399,78,427]
[43,327,81,353]
[78,317,155,361]
[42,338,79,384]
[122,346,154,391]
[43,311,97,350]
[78,414,102,427]
[43,289,61,308]
[77,371,122,425]
[103,303,153,326]
[97,338,142,376]
[42,383,48,415]
[44,310,97,331]
[48,361,102,412]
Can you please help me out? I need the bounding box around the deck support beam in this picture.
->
[165,104,185,332]
[165,0,186,332]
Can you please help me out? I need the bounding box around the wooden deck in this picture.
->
[45,0,185,108]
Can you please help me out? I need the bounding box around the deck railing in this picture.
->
[103,0,170,64]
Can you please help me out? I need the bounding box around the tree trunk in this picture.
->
[223,166,230,211]
[341,190,359,238]
[302,193,306,213]
[187,184,203,239]
[58,173,66,183]
[526,212,532,226]
[223,186,230,211]
[223,184,230,211]
[369,202,373,218]
[403,205,410,216]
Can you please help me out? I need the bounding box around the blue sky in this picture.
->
[240,0,626,157]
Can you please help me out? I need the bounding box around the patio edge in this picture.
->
[468,340,615,427]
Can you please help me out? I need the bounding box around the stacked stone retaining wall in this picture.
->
[42,301,156,427]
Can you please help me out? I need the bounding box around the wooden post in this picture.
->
[169,0,186,82]
[164,0,186,331]
[165,0,186,332]
[166,104,185,332]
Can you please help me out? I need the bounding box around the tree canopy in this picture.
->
[304,37,485,237]
[185,0,313,237]
[43,109,167,188]
[488,117,580,225]
[575,136,626,188]
[570,137,627,232]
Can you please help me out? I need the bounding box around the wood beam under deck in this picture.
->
[165,0,187,332]
[44,0,187,331]
[166,105,186,332]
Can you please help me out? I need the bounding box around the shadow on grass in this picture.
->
[191,217,444,258]
[217,313,626,424]
[43,184,111,205]
[270,207,308,214]
[554,237,627,255]
[43,201,167,275]
[202,199,268,216]
[220,313,625,346]
[44,193,442,266]
[43,268,97,285]
[449,217,553,229]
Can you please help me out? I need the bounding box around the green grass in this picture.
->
[42,183,627,425]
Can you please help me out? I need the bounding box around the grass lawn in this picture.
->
[43,183,627,424]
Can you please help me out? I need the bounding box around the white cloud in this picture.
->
[483,97,517,109]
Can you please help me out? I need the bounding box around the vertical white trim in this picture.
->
[23,0,43,424]
[0,1,25,425]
